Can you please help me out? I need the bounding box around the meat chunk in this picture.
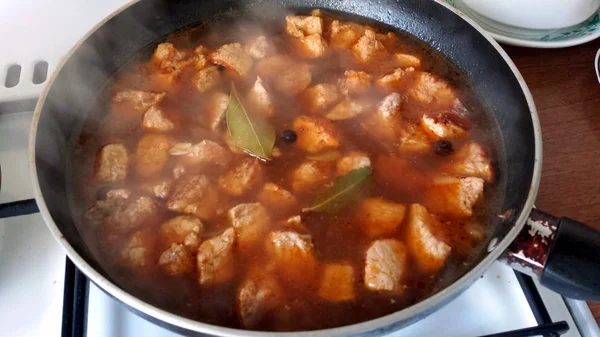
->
[326,98,370,121]
[352,30,389,64]
[113,91,166,114]
[293,116,340,153]
[329,20,366,49]
[167,175,220,219]
[227,203,270,250]
[405,204,451,273]
[160,215,203,251]
[142,105,176,132]
[338,70,372,96]
[376,67,416,91]
[136,134,173,178]
[302,83,340,113]
[448,142,493,182]
[237,272,283,328]
[209,43,253,77]
[290,160,333,193]
[257,183,297,213]
[218,159,263,197]
[420,113,468,140]
[398,122,432,153]
[139,179,172,199]
[395,53,421,68]
[158,243,195,275]
[197,228,236,285]
[195,65,221,93]
[257,56,312,95]
[376,32,399,51]
[364,239,407,292]
[112,196,160,231]
[85,189,130,224]
[95,144,128,183]
[247,77,273,116]
[245,35,271,60]
[286,15,323,37]
[169,140,232,171]
[266,231,316,281]
[336,151,371,176]
[203,92,229,132]
[426,176,484,218]
[121,230,155,268]
[363,93,402,141]
[318,263,355,302]
[356,198,406,237]
[294,34,328,59]
[151,42,189,71]
[408,72,456,109]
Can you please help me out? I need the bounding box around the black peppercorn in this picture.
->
[217,64,226,72]
[280,129,297,143]
[434,140,454,156]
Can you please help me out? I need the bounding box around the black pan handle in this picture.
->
[500,209,600,301]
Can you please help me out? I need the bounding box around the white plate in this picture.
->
[444,0,600,48]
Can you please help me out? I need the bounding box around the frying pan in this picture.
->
[29,0,600,335]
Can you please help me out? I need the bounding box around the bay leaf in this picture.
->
[302,167,372,213]
[226,84,275,160]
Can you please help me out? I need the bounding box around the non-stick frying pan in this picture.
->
[29,0,600,336]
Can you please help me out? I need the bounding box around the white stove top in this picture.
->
[0,1,598,337]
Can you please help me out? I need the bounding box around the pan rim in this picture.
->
[28,0,542,336]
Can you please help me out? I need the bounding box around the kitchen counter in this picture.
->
[504,40,600,325]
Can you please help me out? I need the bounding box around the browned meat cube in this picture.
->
[195,65,221,93]
[318,263,355,302]
[293,116,340,153]
[169,140,232,171]
[448,142,493,182]
[302,83,340,113]
[405,204,451,273]
[142,105,175,133]
[85,189,130,226]
[228,203,270,250]
[286,15,323,38]
[363,93,402,142]
[112,196,160,231]
[395,53,421,68]
[151,42,189,71]
[425,176,484,218]
[218,159,263,197]
[209,43,253,77]
[376,32,399,51]
[244,35,271,60]
[356,198,406,237]
[237,271,283,328]
[141,179,171,199]
[351,30,390,64]
[160,215,203,251]
[364,239,407,292]
[336,151,371,176]
[329,20,366,49]
[167,175,220,219]
[326,98,371,121]
[158,243,195,276]
[257,183,297,213]
[113,90,166,114]
[398,122,432,153]
[376,67,416,91]
[294,34,328,59]
[256,56,312,95]
[420,112,467,140]
[95,144,128,183]
[266,231,317,281]
[197,228,236,285]
[290,160,334,193]
[338,70,372,96]
[203,91,229,132]
[121,230,155,268]
[247,77,273,116]
[408,72,456,109]
[136,134,172,178]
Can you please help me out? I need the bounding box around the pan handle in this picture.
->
[499,209,600,301]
